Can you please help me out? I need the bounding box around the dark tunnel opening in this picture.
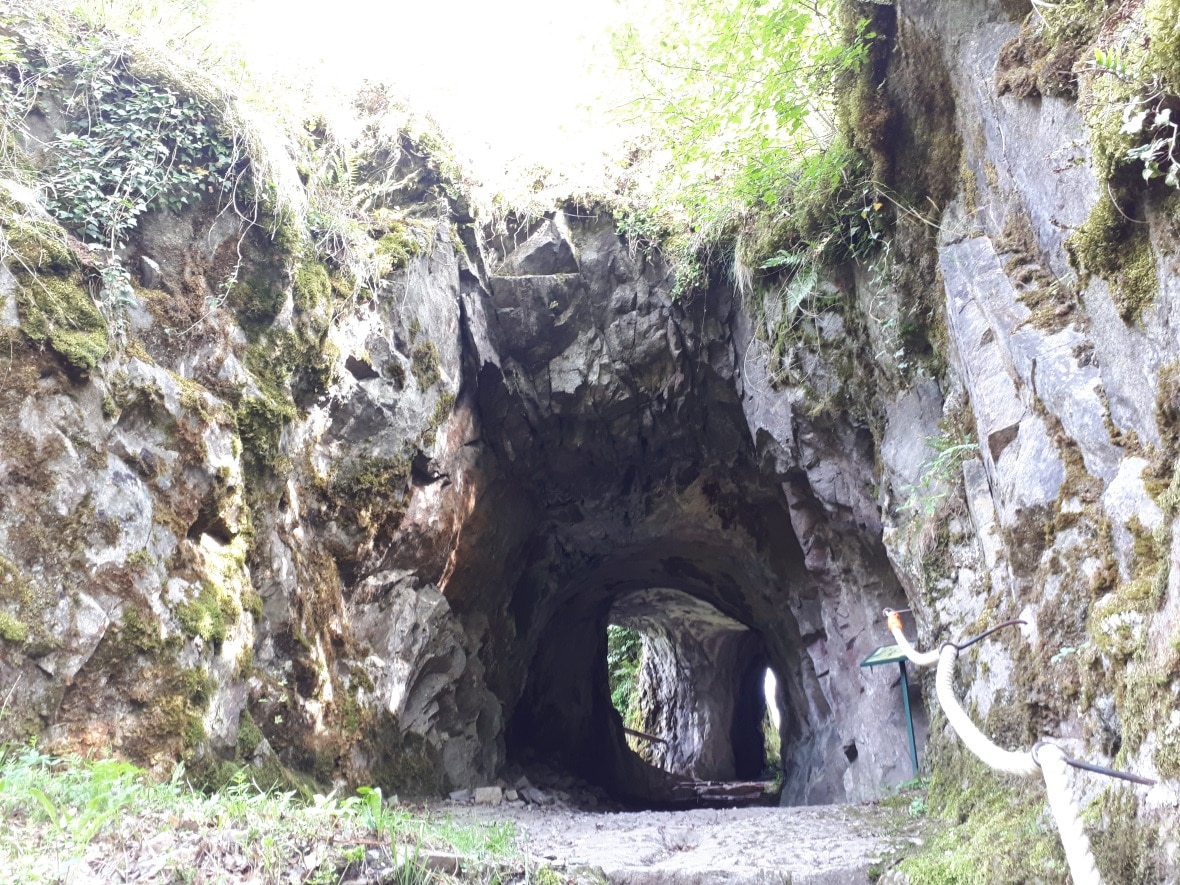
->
[497,539,927,810]
[501,548,809,810]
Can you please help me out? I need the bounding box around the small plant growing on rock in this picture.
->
[901,430,976,518]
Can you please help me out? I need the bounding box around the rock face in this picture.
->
[2,2,1180,875]
[0,164,917,805]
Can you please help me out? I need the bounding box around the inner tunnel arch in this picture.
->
[501,542,821,806]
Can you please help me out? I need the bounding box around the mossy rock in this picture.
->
[1065,191,1157,324]
[0,610,28,643]
[14,271,109,370]
[2,214,75,275]
[1145,0,1180,94]
[898,744,1069,883]
[228,264,288,339]
[410,341,440,389]
[293,259,331,313]
[328,455,411,531]
[237,709,264,758]
[374,224,421,273]
[235,392,297,476]
[118,604,174,655]
[362,722,446,798]
[174,580,240,649]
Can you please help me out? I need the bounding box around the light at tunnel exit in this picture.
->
[763,668,780,729]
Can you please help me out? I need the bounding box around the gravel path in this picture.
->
[450,802,925,884]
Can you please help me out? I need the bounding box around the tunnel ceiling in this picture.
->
[610,587,750,637]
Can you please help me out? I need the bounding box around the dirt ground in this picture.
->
[450,801,926,884]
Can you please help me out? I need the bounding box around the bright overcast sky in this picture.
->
[225,0,640,191]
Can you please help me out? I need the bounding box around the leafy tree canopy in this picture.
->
[612,0,881,279]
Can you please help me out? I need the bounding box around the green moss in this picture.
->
[241,587,263,619]
[375,225,420,273]
[1089,787,1166,884]
[235,392,297,476]
[228,263,288,340]
[174,580,239,649]
[292,260,331,313]
[244,301,336,410]
[184,716,207,750]
[269,208,304,260]
[349,666,374,693]
[2,214,75,274]
[119,604,171,655]
[385,357,407,388]
[1119,660,1180,777]
[235,644,255,678]
[410,341,440,389]
[361,718,447,797]
[898,747,1068,883]
[420,391,456,449]
[1154,362,1180,462]
[14,272,109,370]
[237,710,263,758]
[0,610,28,642]
[1065,191,1157,324]
[1089,575,1155,660]
[1144,0,1180,94]
[328,455,411,531]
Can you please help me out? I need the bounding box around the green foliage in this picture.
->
[613,0,881,282]
[1078,0,1180,198]
[606,624,643,719]
[902,430,976,518]
[616,0,873,209]
[0,746,520,882]
[33,36,238,247]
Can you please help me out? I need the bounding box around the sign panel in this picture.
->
[860,644,907,667]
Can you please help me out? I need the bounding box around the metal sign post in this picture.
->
[860,644,919,776]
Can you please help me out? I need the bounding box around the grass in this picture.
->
[0,744,520,883]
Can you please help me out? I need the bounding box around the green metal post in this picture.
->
[898,660,919,776]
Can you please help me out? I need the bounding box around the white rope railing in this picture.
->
[883,609,1153,885]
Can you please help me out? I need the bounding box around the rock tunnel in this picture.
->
[422,210,930,807]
